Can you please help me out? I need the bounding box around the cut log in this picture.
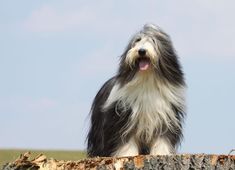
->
[2,152,235,170]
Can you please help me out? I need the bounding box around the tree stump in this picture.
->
[2,152,235,170]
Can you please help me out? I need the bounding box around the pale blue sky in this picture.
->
[0,0,235,154]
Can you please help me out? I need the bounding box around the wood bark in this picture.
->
[2,152,235,170]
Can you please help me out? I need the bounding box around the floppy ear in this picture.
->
[155,33,185,86]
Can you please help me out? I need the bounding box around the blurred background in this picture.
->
[0,0,235,164]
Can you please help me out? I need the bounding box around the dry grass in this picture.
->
[0,149,86,168]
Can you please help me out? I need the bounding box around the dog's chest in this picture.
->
[122,78,171,136]
[103,74,178,142]
[119,74,172,118]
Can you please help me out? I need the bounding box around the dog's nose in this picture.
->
[138,48,146,56]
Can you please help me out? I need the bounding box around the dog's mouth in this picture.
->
[136,57,151,71]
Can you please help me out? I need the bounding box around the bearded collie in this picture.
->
[87,24,186,157]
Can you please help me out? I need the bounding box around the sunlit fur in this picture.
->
[87,24,186,157]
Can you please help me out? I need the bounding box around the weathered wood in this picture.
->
[3,152,235,170]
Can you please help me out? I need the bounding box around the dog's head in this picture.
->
[118,24,184,86]
[124,24,162,71]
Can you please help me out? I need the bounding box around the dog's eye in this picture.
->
[135,38,141,42]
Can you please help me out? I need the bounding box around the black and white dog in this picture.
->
[87,24,186,157]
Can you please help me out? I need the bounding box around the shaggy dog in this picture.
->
[87,24,186,157]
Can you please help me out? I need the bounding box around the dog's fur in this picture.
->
[87,24,186,157]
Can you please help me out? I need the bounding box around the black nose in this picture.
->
[138,48,146,56]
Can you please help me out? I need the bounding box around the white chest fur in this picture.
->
[103,72,185,143]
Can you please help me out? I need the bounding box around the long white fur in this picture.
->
[150,137,174,155]
[112,137,139,157]
[103,71,185,143]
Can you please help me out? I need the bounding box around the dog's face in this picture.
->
[118,24,184,86]
[125,35,158,71]
[124,24,168,72]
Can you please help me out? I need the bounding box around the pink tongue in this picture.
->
[139,60,150,71]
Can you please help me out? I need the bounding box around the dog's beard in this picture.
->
[118,50,157,85]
